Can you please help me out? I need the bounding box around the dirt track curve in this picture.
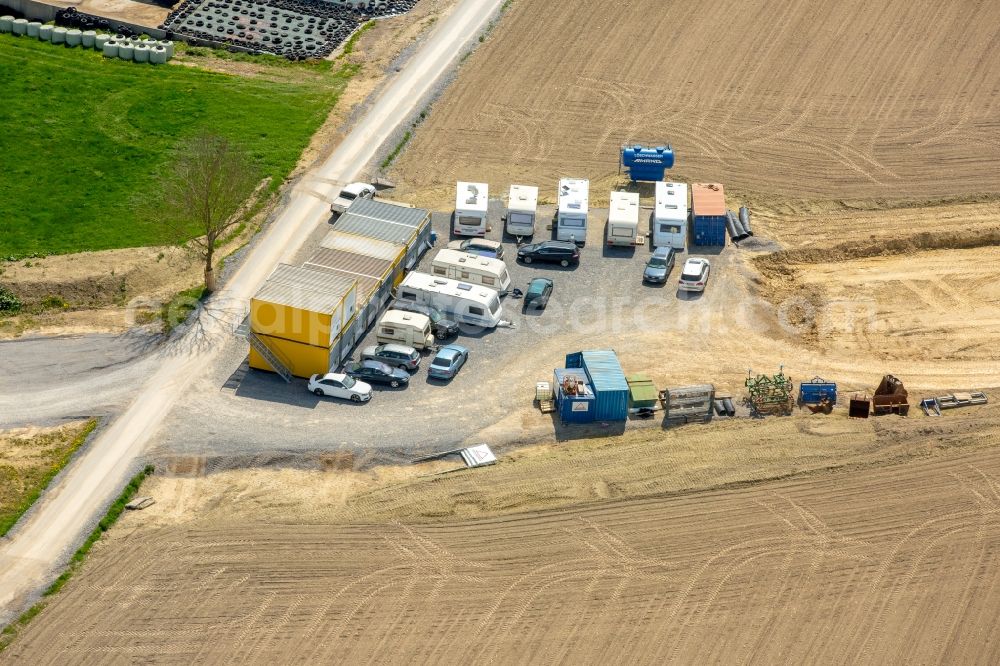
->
[9,441,1000,664]
[394,0,1000,205]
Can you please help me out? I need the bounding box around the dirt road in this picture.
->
[9,435,1000,663]
[0,0,507,625]
[392,0,1000,207]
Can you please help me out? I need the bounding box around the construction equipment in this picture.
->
[799,377,837,414]
[920,391,988,416]
[745,367,794,416]
[873,375,909,416]
[849,394,871,418]
[661,384,715,424]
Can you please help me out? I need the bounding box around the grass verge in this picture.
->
[0,420,97,537]
[0,33,354,258]
[0,464,156,653]
[381,130,412,169]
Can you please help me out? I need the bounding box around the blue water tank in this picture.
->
[621,144,675,182]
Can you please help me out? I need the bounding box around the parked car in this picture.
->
[361,343,421,371]
[330,182,375,215]
[516,240,580,267]
[343,359,410,388]
[307,372,372,402]
[447,238,504,260]
[678,257,711,292]
[428,344,469,380]
[643,246,676,283]
[523,277,554,311]
[389,300,459,340]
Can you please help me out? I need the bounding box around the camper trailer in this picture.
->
[454,181,489,237]
[397,272,503,329]
[653,181,688,249]
[376,310,435,350]
[506,184,538,237]
[606,191,641,246]
[431,248,512,294]
[556,178,589,245]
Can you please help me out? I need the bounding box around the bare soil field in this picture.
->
[392,0,1000,207]
[8,411,1000,662]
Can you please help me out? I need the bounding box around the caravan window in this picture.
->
[509,212,532,225]
[501,270,510,283]
[381,327,395,336]
[612,227,634,237]
[461,271,470,279]
[400,290,417,301]
[488,297,500,315]
[561,217,585,228]
[482,276,495,285]
[459,216,481,227]
[433,266,447,276]
[469,306,485,317]
[660,224,681,234]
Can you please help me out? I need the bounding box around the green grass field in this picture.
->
[0,35,352,258]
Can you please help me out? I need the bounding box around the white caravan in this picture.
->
[556,178,589,245]
[653,181,688,249]
[431,248,512,294]
[376,310,435,350]
[454,181,489,237]
[606,191,641,246]
[506,184,538,237]
[397,272,503,329]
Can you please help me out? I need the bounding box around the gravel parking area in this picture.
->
[149,200,739,463]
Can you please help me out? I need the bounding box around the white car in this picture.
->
[330,182,375,215]
[678,258,711,292]
[307,372,372,402]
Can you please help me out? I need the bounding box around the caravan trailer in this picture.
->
[431,248,512,294]
[454,181,489,237]
[506,184,538,237]
[653,181,688,249]
[606,191,641,246]
[397,272,503,329]
[556,178,589,245]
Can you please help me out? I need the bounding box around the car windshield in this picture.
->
[342,375,356,388]
[424,309,441,323]
[431,356,451,367]
[647,258,667,268]
[341,191,357,201]
[528,281,546,295]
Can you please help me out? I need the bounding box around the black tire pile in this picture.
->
[160,0,419,60]
[54,7,122,33]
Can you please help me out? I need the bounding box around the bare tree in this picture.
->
[162,133,259,293]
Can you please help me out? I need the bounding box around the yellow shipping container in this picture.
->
[250,264,357,347]
[248,332,333,379]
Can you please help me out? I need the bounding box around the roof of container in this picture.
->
[558,178,589,216]
[456,181,488,213]
[320,230,405,263]
[433,248,506,272]
[335,199,429,245]
[508,184,538,212]
[253,264,356,314]
[380,309,430,328]
[627,373,659,402]
[655,181,688,220]
[303,248,390,300]
[578,350,628,393]
[609,191,640,225]
[691,183,726,217]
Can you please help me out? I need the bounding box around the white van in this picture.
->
[431,248,512,294]
[376,310,435,350]
[556,178,589,245]
[653,181,688,249]
[506,184,538,237]
[606,191,641,246]
[454,181,489,237]
[397,272,503,329]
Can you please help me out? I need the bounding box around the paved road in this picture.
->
[0,0,505,624]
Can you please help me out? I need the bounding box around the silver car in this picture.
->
[360,343,421,371]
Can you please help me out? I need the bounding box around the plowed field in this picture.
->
[9,435,1000,663]
[392,0,1000,206]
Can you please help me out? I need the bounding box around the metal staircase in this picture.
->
[248,331,292,383]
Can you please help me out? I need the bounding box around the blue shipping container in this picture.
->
[692,215,727,246]
[565,350,629,421]
[554,368,595,423]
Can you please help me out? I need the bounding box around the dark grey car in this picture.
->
[361,343,420,371]
[643,246,676,283]
[389,300,459,340]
